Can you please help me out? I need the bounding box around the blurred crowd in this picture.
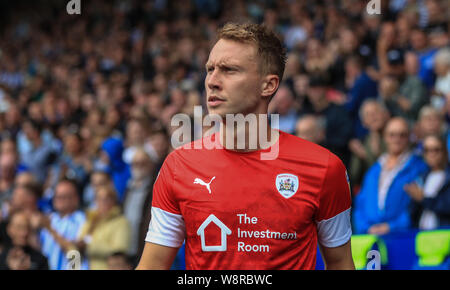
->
[0,0,449,270]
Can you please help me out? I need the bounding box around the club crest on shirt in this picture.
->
[275,173,299,199]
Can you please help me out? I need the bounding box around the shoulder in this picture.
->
[408,154,428,171]
[72,211,87,223]
[113,215,130,228]
[165,133,222,165]
[26,246,47,261]
[278,131,332,164]
[367,158,382,172]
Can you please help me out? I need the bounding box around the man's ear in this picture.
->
[261,75,280,100]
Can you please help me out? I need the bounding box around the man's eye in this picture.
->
[206,67,214,73]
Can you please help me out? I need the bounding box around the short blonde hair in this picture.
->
[217,22,287,82]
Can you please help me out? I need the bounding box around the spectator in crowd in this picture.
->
[349,99,389,187]
[96,137,131,202]
[0,151,17,212]
[399,52,428,121]
[3,103,22,139]
[18,119,59,184]
[377,74,405,117]
[82,170,112,210]
[123,148,155,260]
[49,132,89,190]
[0,139,28,210]
[414,105,446,154]
[304,38,335,77]
[376,22,403,78]
[304,76,353,166]
[122,117,157,165]
[410,27,439,90]
[13,171,52,214]
[8,183,42,219]
[77,186,130,270]
[353,117,428,235]
[0,183,42,249]
[433,47,450,97]
[406,135,450,230]
[343,55,378,138]
[14,172,38,191]
[0,138,27,172]
[107,252,133,270]
[104,105,125,139]
[269,85,298,134]
[295,114,326,145]
[329,27,361,91]
[0,211,48,270]
[36,179,87,270]
[292,73,312,111]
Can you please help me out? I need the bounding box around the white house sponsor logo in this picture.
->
[197,214,231,252]
[275,173,299,199]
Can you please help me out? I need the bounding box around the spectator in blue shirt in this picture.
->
[36,178,87,270]
[410,27,438,89]
[353,117,428,235]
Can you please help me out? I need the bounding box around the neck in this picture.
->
[59,210,74,217]
[133,178,147,186]
[369,130,381,136]
[431,166,445,172]
[218,114,279,153]
[32,137,41,147]
[388,150,408,160]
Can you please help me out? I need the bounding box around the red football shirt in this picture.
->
[146,130,352,270]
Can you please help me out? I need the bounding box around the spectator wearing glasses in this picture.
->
[405,135,450,230]
[353,117,428,235]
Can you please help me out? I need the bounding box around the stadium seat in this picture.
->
[414,230,450,270]
[351,235,388,270]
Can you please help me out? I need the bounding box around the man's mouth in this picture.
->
[207,96,226,106]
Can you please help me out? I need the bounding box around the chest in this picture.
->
[173,157,325,237]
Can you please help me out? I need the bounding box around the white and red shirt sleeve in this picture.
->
[315,153,352,248]
[145,153,186,248]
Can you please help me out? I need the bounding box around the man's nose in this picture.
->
[206,69,221,91]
